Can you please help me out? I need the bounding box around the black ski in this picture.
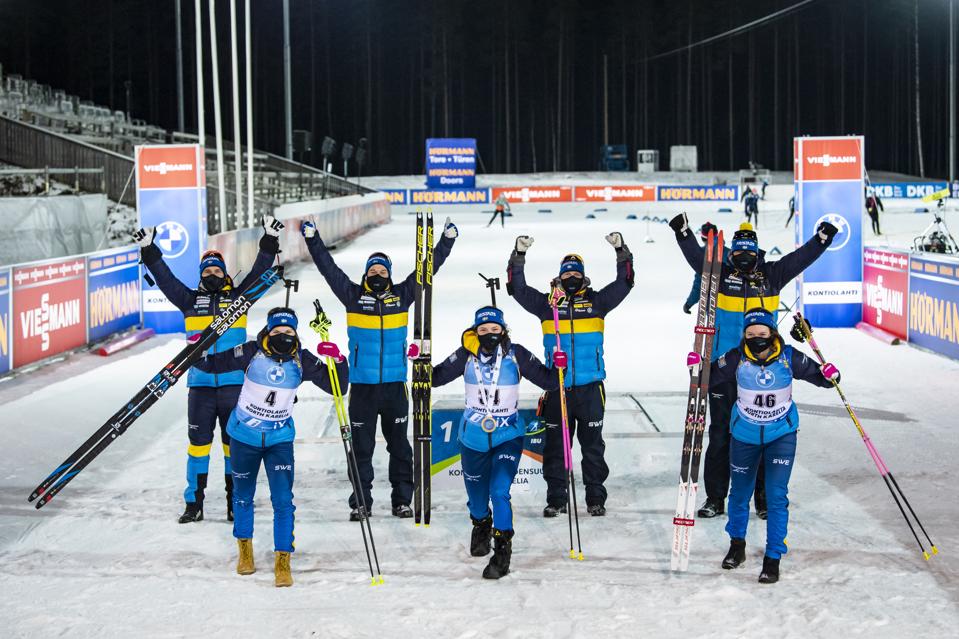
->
[28,266,283,508]
[412,211,434,525]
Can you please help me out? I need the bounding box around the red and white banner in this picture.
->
[136,144,205,190]
[797,137,864,181]
[862,247,909,340]
[13,258,87,368]
[491,186,573,203]
[574,185,656,202]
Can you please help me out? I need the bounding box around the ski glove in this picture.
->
[552,350,568,369]
[317,342,344,363]
[514,235,534,253]
[605,232,624,249]
[686,352,702,368]
[817,221,839,244]
[406,343,420,359]
[443,217,458,239]
[820,362,840,381]
[682,303,693,315]
[301,221,317,239]
[133,227,156,248]
[263,215,284,237]
[669,213,691,238]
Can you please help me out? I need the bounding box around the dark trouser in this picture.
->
[487,208,505,227]
[867,208,881,234]
[185,385,240,506]
[703,380,765,504]
[542,381,609,507]
[347,381,413,509]
[745,203,759,227]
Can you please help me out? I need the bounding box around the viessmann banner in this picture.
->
[794,136,864,327]
[425,138,477,189]
[493,186,573,203]
[862,247,909,340]
[12,257,87,369]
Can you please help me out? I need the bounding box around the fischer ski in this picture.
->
[28,266,283,508]
[671,230,723,571]
[412,211,434,525]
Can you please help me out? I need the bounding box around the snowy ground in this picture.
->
[1,193,958,638]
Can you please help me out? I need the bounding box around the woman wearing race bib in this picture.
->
[432,306,562,580]
[692,307,838,584]
[194,307,348,587]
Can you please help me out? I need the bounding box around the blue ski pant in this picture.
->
[725,431,797,560]
[184,385,240,504]
[461,437,523,531]
[230,438,296,553]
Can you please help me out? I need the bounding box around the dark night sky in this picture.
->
[0,0,956,178]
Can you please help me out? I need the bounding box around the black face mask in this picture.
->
[201,274,226,292]
[561,275,584,295]
[268,333,297,355]
[745,336,773,355]
[366,274,390,293]
[731,252,758,273]
[478,332,503,353]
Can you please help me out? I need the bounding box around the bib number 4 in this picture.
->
[265,391,277,407]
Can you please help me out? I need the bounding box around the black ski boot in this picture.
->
[482,529,514,579]
[178,502,204,524]
[225,475,234,522]
[587,504,606,517]
[755,490,767,520]
[722,538,746,569]
[543,503,568,518]
[758,556,780,584]
[349,507,372,522]
[470,515,493,557]
[392,504,413,519]
[697,499,725,518]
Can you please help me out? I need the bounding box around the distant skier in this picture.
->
[507,232,634,517]
[195,307,348,587]
[865,187,884,235]
[785,195,796,228]
[300,217,457,520]
[760,179,769,201]
[682,222,721,315]
[691,307,838,584]
[668,215,837,520]
[488,193,511,228]
[741,187,760,227]
[431,306,562,579]
[133,216,283,524]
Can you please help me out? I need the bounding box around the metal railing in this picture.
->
[0,166,106,196]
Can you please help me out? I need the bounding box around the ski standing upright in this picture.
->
[672,229,723,571]
[412,211,434,525]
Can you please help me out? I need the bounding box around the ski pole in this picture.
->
[311,300,385,584]
[793,313,938,560]
[550,287,584,561]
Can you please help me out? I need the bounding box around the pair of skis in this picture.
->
[411,211,434,526]
[671,230,723,572]
[28,266,284,508]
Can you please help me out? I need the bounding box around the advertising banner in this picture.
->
[656,185,740,201]
[425,138,477,188]
[87,247,142,342]
[908,254,959,360]
[431,403,546,493]
[574,185,656,202]
[409,188,490,205]
[135,144,207,333]
[12,257,87,368]
[379,189,408,205]
[0,269,9,375]
[795,136,864,327]
[870,182,948,200]
[493,186,573,203]
[862,248,909,340]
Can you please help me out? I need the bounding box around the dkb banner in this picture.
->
[135,144,208,333]
[425,138,477,188]
[794,136,864,327]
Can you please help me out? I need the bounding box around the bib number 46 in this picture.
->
[753,394,776,408]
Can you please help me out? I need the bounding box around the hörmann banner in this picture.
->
[12,257,87,368]
[87,246,142,343]
[425,138,477,188]
[0,269,9,375]
[493,186,573,203]
[135,144,207,333]
[379,189,408,205]
[409,188,490,205]
[795,136,865,327]
[908,253,959,361]
[656,185,740,201]
[862,247,909,340]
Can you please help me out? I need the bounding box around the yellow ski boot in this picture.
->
[236,539,255,575]
[274,551,293,587]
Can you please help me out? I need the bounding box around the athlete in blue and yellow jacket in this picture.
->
[301,217,457,519]
[134,216,282,524]
[506,231,634,516]
[668,213,837,521]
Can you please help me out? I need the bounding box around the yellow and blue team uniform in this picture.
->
[507,246,633,510]
[141,233,278,518]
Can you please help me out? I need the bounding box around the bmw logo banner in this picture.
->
[135,144,209,333]
[794,136,865,327]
